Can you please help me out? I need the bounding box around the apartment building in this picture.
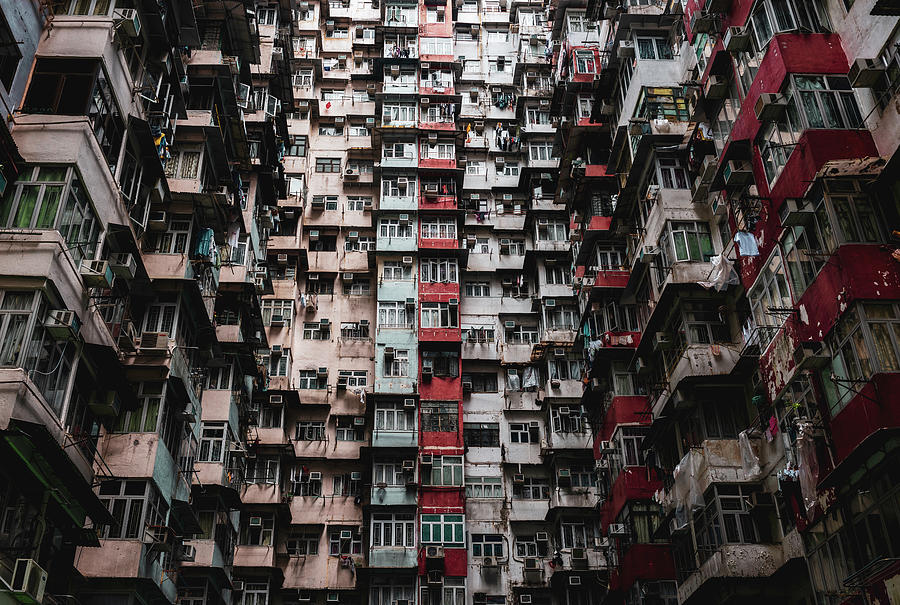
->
[1,1,899,605]
[557,0,900,604]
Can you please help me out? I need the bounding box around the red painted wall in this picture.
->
[599,467,661,530]
[418,546,467,576]
[419,283,460,297]
[609,544,676,592]
[596,395,650,444]
[419,488,465,510]
[418,372,462,400]
[759,244,900,398]
[828,374,900,462]
[587,215,612,231]
[594,270,630,289]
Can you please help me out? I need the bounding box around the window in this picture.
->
[657,157,689,189]
[318,124,344,136]
[298,367,328,389]
[333,472,360,496]
[566,11,594,32]
[242,583,269,605]
[461,372,498,392]
[424,455,463,486]
[286,531,320,555]
[384,349,410,377]
[421,218,457,239]
[291,467,322,496]
[421,37,453,55]
[466,477,503,498]
[516,535,549,557]
[465,282,491,297]
[241,512,276,546]
[343,277,371,296]
[749,0,830,50]
[296,421,326,441]
[302,322,330,340]
[262,300,293,327]
[98,480,168,540]
[573,50,597,74]
[378,302,410,328]
[822,178,881,244]
[420,514,464,544]
[824,303,900,416]
[145,216,191,254]
[560,519,591,548]
[464,423,500,447]
[258,403,283,429]
[370,581,416,605]
[329,527,362,555]
[316,158,341,172]
[551,405,586,433]
[694,485,762,564]
[347,196,371,211]
[472,534,504,557]
[420,258,458,283]
[748,248,792,344]
[257,7,278,25]
[537,221,568,241]
[380,218,414,238]
[506,324,540,344]
[265,352,289,377]
[421,302,458,328]
[205,365,233,390]
[1,166,101,263]
[509,422,540,444]
[421,402,458,432]
[636,36,674,60]
[335,416,365,441]
[383,104,417,122]
[23,59,124,172]
[372,513,415,546]
[667,221,714,262]
[515,477,550,500]
[422,351,459,376]
[340,322,370,339]
[466,160,485,175]
[246,457,279,485]
[113,382,165,433]
[375,403,416,433]
[793,75,863,130]
[198,422,228,462]
[0,9,21,90]
[545,266,572,285]
[546,306,578,330]
[529,142,555,161]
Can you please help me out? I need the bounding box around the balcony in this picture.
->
[181,539,231,571]
[649,345,741,417]
[372,428,418,448]
[76,539,175,600]
[533,239,569,253]
[383,43,418,58]
[382,152,418,169]
[419,327,462,342]
[501,343,533,364]
[371,484,417,506]
[546,428,592,451]
[375,234,417,252]
[418,156,456,170]
[379,194,418,211]
[369,547,418,568]
[509,497,550,521]
[418,236,459,250]
[592,331,641,351]
[234,544,277,568]
[540,378,583,400]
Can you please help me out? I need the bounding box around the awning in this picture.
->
[2,421,115,530]
[817,428,900,491]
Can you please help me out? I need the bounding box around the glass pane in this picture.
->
[870,323,899,371]
[12,186,40,228]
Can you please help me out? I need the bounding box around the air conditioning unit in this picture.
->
[513,473,525,483]
[147,210,168,231]
[317,367,328,377]
[249,516,263,527]
[598,440,616,454]
[617,40,635,59]
[420,453,433,465]
[277,253,289,264]
[344,167,359,179]
[754,93,788,122]
[421,97,431,105]
[780,197,815,227]
[80,259,114,289]
[89,390,122,417]
[704,74,728,100]
[140,331,170,354]
[232,581,245,592]
[545,299,556,307]
[553,347,565,357]
[571,547,587,561]
[343,272,354,283]
[44,310,82,341]
[848,57,886,88]
[309,471,322,480]
[700,154,719,184]
[347,231,359,242]
[178,544,197,561]
[385,347,396,357]
[568,576,582,586]
[653,332,672,350]
[462,381,473,392]
[10,559,47,604]
[402,256,414,265]
[339,530,353,540]
[482,556,497,568]
[270,315,284,327]
[113,8,142,37]
[520,596,532,604]
[535,532,549,542]
[425,545,444,559]
[309,229,320,240]
[723,160,754,188]
[404,398,416,408]
[109,253,137,279]
[366,117,376,126]
[524,558,540,570]
[608,523,627,536]
[793,341,831,370]
[337,375,348,388]
[270,395,283,404]
[723,26,751,52]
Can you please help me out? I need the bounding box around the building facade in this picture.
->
[0,1,898,605]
